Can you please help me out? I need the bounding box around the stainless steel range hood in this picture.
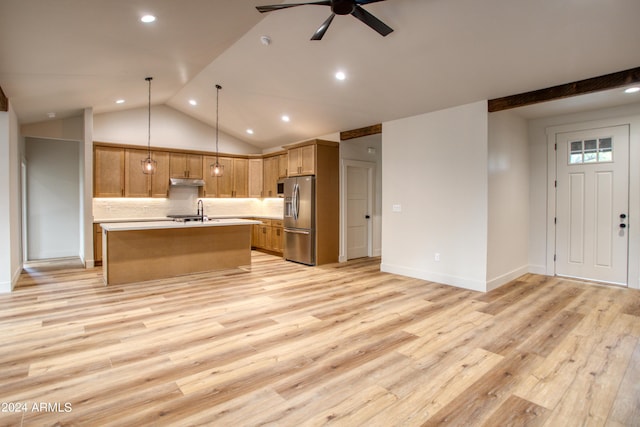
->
[170,178,205,187]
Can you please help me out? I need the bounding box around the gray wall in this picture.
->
[26,138,80,260]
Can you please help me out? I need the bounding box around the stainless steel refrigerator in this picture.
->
[283,175,315,265]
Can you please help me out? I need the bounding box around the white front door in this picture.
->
[346,164,372,259]
[555,125,629,285]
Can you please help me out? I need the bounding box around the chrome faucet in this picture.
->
[196,199,204,221]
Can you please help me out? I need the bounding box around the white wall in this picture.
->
[94,105,261,154]
[25,138,80,260]
[487,110,529,290]
[82,108,94,267]
[340,134,383,259]
[0,102,22,293]
[381,101,489,291]
[528,101,640,290]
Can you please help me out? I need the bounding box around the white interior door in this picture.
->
[555,125,629,285]
[346,164,372,259]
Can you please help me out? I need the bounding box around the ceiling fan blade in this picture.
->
[351,4,393,36]
[311,13,336,40]
[356,0,387,4]
[256,1,331,13]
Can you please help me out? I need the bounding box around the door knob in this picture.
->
[620,213,627,219]
[620,223,627,229]
[365,215,371,219]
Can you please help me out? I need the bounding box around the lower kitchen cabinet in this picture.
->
[251,218,283,255]
[94,224,102,266]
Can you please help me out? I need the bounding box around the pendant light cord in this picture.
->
[215,84,222,163]
[146,77,152,157]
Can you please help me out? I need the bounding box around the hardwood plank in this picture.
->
[608,340,640,425]
[480,395,549,427]
[0,254,638,425]
[421,352,539,426]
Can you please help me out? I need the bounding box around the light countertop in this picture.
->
[100,218,261,232]
[95,215,283,224]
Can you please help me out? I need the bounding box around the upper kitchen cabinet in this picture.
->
[125,149,170,198]
[287,143,316,176]
[263,155,280,198]
[94,144,124,197]
[278,153,288,178]
[205,156,248,198]
[170,153,203,179]
[248,158,263,198]
[150,151,170,197]
[222,157,248,198]
[202,155,219,197]
[285,140,339,178]
[124,149,150,197]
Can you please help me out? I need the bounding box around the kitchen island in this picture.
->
[100,218,260,285]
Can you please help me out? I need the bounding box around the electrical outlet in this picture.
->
[434,253,440,262]
[392,204,402,213]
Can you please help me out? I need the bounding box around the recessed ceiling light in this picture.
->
[624,86,640,94]
[116,99,125,104]
[335,71,346,81]
[260,35,271,46]
[189,99,197,106]
[47,112,56,119]
[141,14,156,23]
[246,129,254,135]
[281,115,290,122]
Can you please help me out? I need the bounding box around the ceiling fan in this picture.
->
[256,0,393,40]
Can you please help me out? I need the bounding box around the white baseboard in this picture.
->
[486,265,529,292]
[380,262,487,292]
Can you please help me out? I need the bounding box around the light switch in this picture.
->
[392,204,402,212]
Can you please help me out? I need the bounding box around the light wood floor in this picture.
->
[1,252,639,426]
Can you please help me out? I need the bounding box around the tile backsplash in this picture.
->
[93,187,284,220]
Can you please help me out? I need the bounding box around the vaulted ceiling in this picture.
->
[1,0,640,149]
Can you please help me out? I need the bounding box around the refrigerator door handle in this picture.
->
[285,228,310,235]
[293,183,300,220]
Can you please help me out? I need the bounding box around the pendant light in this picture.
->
[141,76,157,174]
[210,84,224,177]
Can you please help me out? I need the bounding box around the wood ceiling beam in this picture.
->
[488,66,640,113]
[340,124,382,141]
[0,85,7,112]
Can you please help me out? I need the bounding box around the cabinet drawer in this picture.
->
[271,219,283,228]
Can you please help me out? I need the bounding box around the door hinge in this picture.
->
[554,217,557,225]
[554,143,557,151]
[554,254,556,261]
[554,180,557,188]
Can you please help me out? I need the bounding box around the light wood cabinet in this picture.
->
[202,155,219,197]
[216,157,248,198]
[94,224,103,265]
[150,151,170,198]
[278,153,288,178]
[271,220,284,253]
[287,144,315,176]
[248,158,263,198]
[263,156,280,198]
[124,149,151,197]
[94,145,125,197]
[170,153,203,179]
[251,218,283,255]
[125,149,170,197]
